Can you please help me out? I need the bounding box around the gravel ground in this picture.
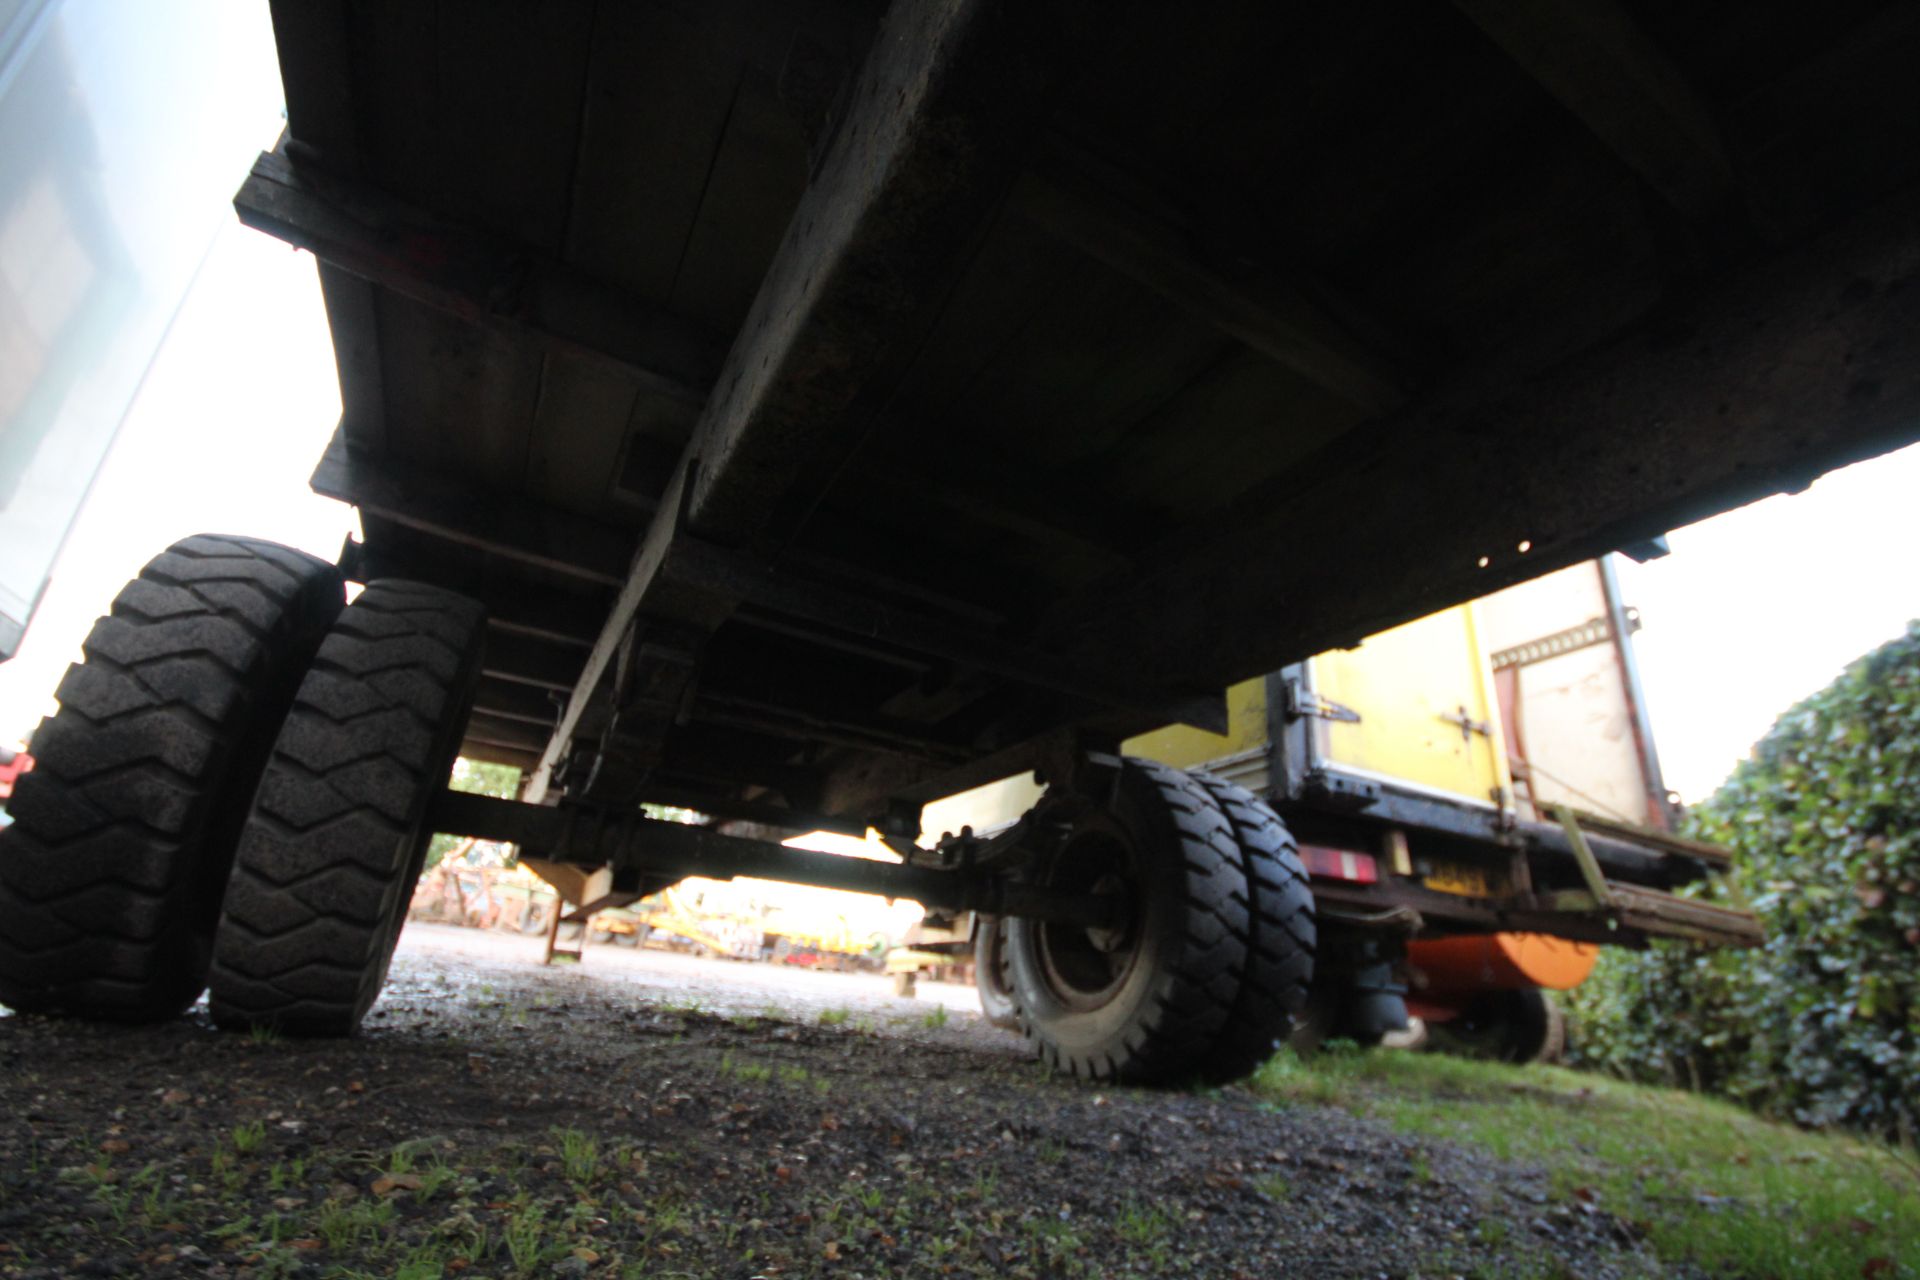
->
[0,924,1668,1279]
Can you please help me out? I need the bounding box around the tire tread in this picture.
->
[207,580,483,1036]
[0,536,343,1019]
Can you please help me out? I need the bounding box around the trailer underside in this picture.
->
[245,0,1920,833]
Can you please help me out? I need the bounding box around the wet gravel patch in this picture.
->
[0,926,1670,1278]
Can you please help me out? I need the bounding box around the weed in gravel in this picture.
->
[231,1119,267,1156]
[249,1023,282,1046]
[551,1126,600,1184]
[1114,1198,1175,1271]
[135,1164,179,1224]
[209,1146,243,1194]
[414,1158,458,1202]
[383,1138,435,1176]
[922,1004,950,1030]
[818,1007,851,1026]
[1254,1171,1291,1201]
[503,1202,560,1274]
[66,1160,131,1226]
[318,1194,397,1252]
[1409,1149,1434,1183]
[1114,1197,1173,1244]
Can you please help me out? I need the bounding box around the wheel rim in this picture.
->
[1032,821,1143,1013]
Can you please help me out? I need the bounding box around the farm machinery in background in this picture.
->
[410,853,886,971]
[917,557,1757,1063]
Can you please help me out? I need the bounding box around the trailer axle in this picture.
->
[428,790,1121,931]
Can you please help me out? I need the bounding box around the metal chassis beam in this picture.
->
[236,146,721,404]
[1049,178,1920,697]
[428,791,1114,930]
[527,0,1151,805]
[315,429,638,587]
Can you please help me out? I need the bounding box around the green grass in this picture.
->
[502,1203,561,1276]
[921,1004,950,1030]
[1249,1047,1920,1279]
[550,1127,600,1185]
[230,1119,267,1156]
[817,1007,851,1026]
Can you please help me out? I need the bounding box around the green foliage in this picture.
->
[1568,623,1920,1141]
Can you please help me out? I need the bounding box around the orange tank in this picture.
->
[1407,931,1597,994]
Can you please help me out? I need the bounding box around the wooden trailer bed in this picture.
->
[244,0,1920,832]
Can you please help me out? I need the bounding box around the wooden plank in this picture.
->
[521,352,643,516]
[1452,0,1735,222]
[314,266,387,454]
[561,4,750,302]
[235,149,725,405]
[473,678,564,729]
[664,537,1225,734]
[429,0,595,254]
[1091,351,1366,518]
[313,427,636,586]
[482,633,587,694]
[1055,181,1920,696]
[667,70,812,333]
[684,0,1151,543]
[1012,152,1407,414]
[353,530,610,650]
[911,231,1230,471]
[375,296,544,488]
[343,0,439,210]
[267,0,359,168]
[529,0,1154,801]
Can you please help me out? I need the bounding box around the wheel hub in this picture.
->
[1031,825,1144,1012]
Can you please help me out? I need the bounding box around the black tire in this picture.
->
[1006,757,1250,1084]
[1423,987,1565,1064]
[1188,772,1316,1081]
[0,536,344,1020]
[973,914,1020,1031]
[207,581,484,1035]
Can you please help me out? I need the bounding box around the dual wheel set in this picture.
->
[975,761,1318,1084]
[0,536,484,1036]
[0,534,1316,1085]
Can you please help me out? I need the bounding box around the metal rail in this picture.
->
[428,790,1118,930]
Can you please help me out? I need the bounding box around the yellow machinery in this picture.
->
[931,558,1759,1062]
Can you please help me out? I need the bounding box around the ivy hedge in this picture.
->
[1567,623,1920,1143]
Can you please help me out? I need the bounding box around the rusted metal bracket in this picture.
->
[1283,679,1362,724]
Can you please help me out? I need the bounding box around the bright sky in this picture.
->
[0,222,357,742]
[1617,448,1920,801]
[5,207,1920,811]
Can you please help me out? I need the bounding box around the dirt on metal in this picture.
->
[0,925,1664,1278]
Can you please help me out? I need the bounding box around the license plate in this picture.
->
[1424,862,1502,897]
